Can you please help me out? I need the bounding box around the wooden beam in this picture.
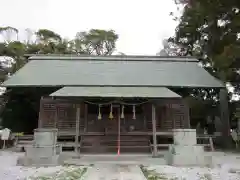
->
[220,88,230,148]
[41,97,81,104]
[152,104,157,157]
[75,104,80,154]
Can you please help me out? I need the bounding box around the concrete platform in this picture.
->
[63,154,166,166]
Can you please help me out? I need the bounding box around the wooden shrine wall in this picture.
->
[161,99,190,130]
[38,98,85,132]
[38,98,190,132]
[145,99,190,131]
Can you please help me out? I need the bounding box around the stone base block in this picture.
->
[17,155,60,167]
[25,145,61,158]
[166,153,212,167]
[165,145,212,167]
[171,145,204,155]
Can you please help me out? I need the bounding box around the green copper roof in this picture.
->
[2,55,224,88]
[50,86,181,98]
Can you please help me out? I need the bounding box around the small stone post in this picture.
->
[165,129,212,166]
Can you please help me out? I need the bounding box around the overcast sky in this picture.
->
[0,0,179,55]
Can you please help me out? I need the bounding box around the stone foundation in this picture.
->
[17,155,60,167]
[165,129,212,167]
[17,128,61,166]
[25,145,61,158]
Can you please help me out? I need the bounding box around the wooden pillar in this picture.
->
[152,104,157,157]
[38,98,43,128]
[220,88,230,148]
[184,103,190,128]
[170,104,175,129]
[75,104,80,153]
[118,106,121,154]
[143,105,146,129]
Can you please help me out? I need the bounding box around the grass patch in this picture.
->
[27,166,87,180]
[140,165,214,180]
[140,165,170,180]
[202,173,212,180]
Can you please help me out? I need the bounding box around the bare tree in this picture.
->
[0,26,19,43]
[24,28,36,44]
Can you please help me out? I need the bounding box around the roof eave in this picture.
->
[1,84,224,88]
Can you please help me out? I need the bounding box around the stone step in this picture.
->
[100,141,149,146]
[17,155,59,167]
[82,136,149,141]
[81,146,151,153]
[81,135,150,153]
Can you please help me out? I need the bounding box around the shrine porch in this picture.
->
[35,97,190,155]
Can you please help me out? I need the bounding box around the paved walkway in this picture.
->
[84,164,147,180]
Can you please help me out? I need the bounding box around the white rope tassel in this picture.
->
[132,105,136,120]
[109,104,113,119]
[98,105,102,120]
[121,105,125,119]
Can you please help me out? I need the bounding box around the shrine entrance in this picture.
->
[86,103,146,134]
[38,97,191,154]
[104,105,120,134]
[81,102,150,154]
[86,104,120,133]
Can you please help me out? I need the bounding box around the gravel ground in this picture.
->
[146,153,240,180]
[146,165,240,180]
[1,151,240,179]
[0,151,65,180]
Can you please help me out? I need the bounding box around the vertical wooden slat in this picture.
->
[164,103,172,130]
[38,98,43,128]
[143,105,146,130]
[75,104,80,153]
[171,104,175,129]
[160,106,164,130]
[118,106,121,154]
[54,105,58,128]
[184,103,190,128]
[84,103,88,132]
[152,104,157,157]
